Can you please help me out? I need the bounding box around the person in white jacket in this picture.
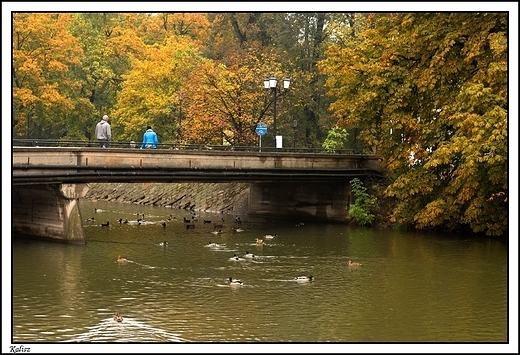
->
[95,115,111,148]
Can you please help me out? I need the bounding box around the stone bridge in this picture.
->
[12,147,384,243]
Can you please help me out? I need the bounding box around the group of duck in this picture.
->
[87,209,147,227]
[89,209,246,232]
[110,210,362,317]
[228,275,314,286]
[224,232,320,287]
[227,232,363,286]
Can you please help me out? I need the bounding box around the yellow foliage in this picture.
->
[319,13,508,236]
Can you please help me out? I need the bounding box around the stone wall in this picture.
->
[84,182,250,215]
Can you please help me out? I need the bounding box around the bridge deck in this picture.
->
[12,147,383,184]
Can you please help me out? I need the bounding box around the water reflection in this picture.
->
[11,199,508,345]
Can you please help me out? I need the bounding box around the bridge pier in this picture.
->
[12,184,89,244]
[249,182,352,222]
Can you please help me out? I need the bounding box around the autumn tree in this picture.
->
[12,12,355,150]
[109,34,204,143]
[203,13,347,149]
[68,13,153,139]
[12,13,86,139]
[134,13,210,46]
[180,45,293,146]
[319,13,508,236]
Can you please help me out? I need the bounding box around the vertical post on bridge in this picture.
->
[256,122,267,153]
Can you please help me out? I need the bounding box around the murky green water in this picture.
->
[10,199,510,350]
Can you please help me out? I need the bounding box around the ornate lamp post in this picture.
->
[264,76,290,148]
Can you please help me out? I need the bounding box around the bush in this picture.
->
[348,178,377,226]
[322,127,348,153]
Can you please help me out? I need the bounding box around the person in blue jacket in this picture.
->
[141,126,159,149]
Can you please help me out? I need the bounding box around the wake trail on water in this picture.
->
[62,317,187,342]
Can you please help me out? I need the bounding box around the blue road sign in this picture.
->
[255,123,267,136]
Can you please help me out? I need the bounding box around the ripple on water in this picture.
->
[62,318,186,343]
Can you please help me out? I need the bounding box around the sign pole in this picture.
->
[255,122,267,153]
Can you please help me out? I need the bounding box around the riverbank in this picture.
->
[84,182,250,215]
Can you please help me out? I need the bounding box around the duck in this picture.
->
[86,217,95,222]
[348,260,362,267]
[117,255,127,263]
[229,254,241,261]
[114,311,123,322]
[233,227,244,232]
[158,241,168,246]
[264,234,277,239]
[101,221,110,227]
[255,238,264,245]
[243,251,255,259]
[161,222,167,228]
[228,277,243,286]
[295,275,314,282]
[210,230,223,235]
[206,242,220,248]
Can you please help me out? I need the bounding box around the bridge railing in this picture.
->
[12,139,357,155]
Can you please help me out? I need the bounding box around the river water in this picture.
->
[8,199,514,352]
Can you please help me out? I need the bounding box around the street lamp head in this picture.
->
[292,119,298,129]
[283,77,291,90]
[269,76,277,89]
[264,78,270,89]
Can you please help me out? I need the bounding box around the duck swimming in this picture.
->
[255,238,264,245]
[117,255,127,263]
[114,311,123,322]
[158,241,168,246]
[295,275,314,282]
[233,227,244,232]
[229,254,241,261]
[228,277,243,286]
[243,251,255,259]
[348,260,362,267]
[101,221,110,227]
[264,234,277,239]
